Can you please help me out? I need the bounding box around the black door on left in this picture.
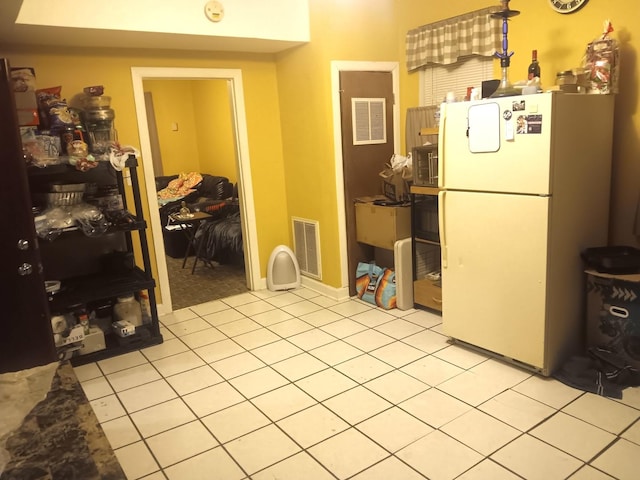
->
[0,58,56,373]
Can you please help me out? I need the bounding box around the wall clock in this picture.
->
[549,0,588,14]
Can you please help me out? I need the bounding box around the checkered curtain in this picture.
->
[406,6,501,71]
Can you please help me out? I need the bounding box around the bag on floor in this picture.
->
[375,267,397,310]
[355,261,397,309]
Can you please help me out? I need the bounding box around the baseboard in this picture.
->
[300,276,350,301]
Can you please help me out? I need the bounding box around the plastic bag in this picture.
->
[35,203,108,240]
[582,20,619,94]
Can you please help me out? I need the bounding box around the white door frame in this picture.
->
[330,61,400,291]
[131,67,259,315]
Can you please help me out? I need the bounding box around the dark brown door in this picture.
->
[340,71,394,296]
[0,58,56,373]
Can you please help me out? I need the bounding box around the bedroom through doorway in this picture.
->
[131,67,261,315]
[143,78,247,310]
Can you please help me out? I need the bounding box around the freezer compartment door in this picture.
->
[440,94,553,195]
[440,190,549,370]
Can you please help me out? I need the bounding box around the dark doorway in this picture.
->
[339,71,394,296]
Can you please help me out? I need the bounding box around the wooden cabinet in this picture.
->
[410,185,442,312]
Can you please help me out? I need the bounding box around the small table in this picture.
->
[168,211,213,273]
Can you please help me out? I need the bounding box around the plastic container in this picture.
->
[83,95,111,109]
[113,294,142,327]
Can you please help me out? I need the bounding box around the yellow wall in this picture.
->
[192,80,238,184]
[143,79,201,175]
[143,79,237,183]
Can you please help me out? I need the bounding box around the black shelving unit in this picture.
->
[30,155,163,365]
[410,185,442,312]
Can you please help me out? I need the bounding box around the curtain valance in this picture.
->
[406,6,501,71]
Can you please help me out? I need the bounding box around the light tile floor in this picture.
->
[74,288,640,480]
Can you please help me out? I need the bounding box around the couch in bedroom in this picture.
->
[156,173,237,259]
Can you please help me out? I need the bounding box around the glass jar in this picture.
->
[113,295,142,327]
[556,70,577,86]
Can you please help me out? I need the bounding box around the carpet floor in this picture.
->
[164,255,248,310]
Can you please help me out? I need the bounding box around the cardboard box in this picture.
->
[586,269,640,369]
[381,170,411,202]
[355,196,410,250]
[11,67,38,110]
[78,326,106,355]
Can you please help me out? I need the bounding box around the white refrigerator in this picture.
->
[437,92,614,375]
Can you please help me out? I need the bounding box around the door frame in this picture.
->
[330,61,400,290]
[131,67,259,315]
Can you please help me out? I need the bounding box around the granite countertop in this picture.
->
[0,361,125,480]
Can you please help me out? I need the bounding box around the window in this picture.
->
[419,55,494,106]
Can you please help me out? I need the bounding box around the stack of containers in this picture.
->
[82,91,117,159]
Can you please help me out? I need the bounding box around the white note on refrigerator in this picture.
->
[468,102,500,153]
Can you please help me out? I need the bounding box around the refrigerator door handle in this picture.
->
[439,190,447,268]
[438,106,445,188]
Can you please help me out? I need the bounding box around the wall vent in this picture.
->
[351,97,387,145]
[292,217,321,280]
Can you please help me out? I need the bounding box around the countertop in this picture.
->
[0,361,125,480]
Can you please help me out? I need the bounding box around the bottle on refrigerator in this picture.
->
[528,50,541,81]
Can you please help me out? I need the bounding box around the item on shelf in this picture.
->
[112,320,136,337]
[34,206,75,241]
[47,100,75,135]
[379,154,412,202]
[66,139,89,158]
[83,85,105,96]
[45,280,61,294]
[81,91,117,157]
[113,294,143,327]
[77,308,90,335]
[83,95,111,109]
[138,290,152,324]
[46,191,84,207]
[35,85,62,129]
[78,326,106,355]
[21,127,61,166]
[354,196,411,250]
[71,204,108,237]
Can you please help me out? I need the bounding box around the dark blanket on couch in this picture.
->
[195,210,243,265]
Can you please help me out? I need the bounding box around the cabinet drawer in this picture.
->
[414,278,442,312]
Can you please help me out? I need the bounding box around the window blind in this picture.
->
[419,55,495,106]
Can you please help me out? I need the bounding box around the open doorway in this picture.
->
[131,67,261,315]
[143,79,246,310]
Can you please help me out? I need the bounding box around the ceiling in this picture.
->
[0,1,303,54]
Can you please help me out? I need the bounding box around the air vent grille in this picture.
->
[292,217,321,280]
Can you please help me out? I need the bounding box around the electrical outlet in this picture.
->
[204,1,224,22]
